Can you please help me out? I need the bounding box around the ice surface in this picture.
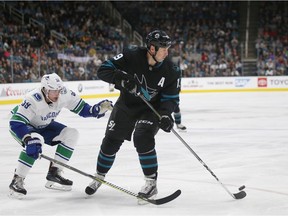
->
[0,92,287,216]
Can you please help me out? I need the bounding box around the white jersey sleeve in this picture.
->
[10,86,84,129]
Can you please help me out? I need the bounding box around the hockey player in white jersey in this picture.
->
[8,73,113,198]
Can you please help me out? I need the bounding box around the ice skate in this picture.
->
[85,173,105,195]
[45,166,73,191]
[9,174,27,199]
[137,177,158,205]
[176,123,187,131]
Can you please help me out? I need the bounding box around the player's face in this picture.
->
[47,90,61,102]
[155,47,169,62]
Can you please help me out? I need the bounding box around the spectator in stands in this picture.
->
[1,1,247,81]
[234,59,242,76]
[219,59,228,76]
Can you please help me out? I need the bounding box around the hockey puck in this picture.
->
[239,185,245,191]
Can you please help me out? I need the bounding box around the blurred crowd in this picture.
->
[255,1,288,76]
[0,1,123,83]
[113,1,242,77]
[0,1,288,84]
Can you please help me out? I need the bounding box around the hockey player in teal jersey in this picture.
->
[85,30,181,203]
[8,73,113,198]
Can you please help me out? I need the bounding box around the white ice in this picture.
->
[0,92,288,216]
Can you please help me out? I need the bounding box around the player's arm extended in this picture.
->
[67,92,113,119]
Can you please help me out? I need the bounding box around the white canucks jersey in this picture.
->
[10,86,85,129]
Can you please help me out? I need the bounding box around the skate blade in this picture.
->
[177,128,187,132]
[8,189,25,199]
[45,181,72,191]
[137,194,157,205]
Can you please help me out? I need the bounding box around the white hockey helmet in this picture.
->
[41,73,64,91]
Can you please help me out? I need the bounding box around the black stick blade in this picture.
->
[147,190,182,205]
[233,191,247,199]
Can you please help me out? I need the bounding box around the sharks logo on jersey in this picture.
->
[134,74,158,100]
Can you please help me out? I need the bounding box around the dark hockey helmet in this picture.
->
[146,30,172,50]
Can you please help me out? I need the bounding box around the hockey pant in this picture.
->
[12,121,79,178]
[97,108,159,178]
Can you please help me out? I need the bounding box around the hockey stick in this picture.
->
[137,93,246,200]
[40,154,181,205]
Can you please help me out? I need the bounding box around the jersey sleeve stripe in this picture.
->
[160,93,179,103]
[102,60,116,69]
[71,99,86,114]
[11,113,30,124]
[161,93,179,99]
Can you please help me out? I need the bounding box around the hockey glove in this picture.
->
[114,69,140,95]
[91,99,113,118]
[121,79,138,94]
[159,115,174,133]
[25,137,42,159]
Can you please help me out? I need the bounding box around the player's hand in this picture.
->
[159,115,174,132]
[114,70,140,95]
[91,100,113,118]
[121,79,138,94]
[25,137,42,159]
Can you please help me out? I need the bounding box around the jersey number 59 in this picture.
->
[21,100,31,109]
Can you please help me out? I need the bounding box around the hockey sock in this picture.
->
[97,150,116,174]
[15,150,36,178]
[138,149,158,177]
[173,112,181,125]
[54,143,74,169]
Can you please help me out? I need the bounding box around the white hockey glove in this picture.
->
[91,100,113,118]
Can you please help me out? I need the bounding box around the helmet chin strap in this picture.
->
[147,49,160,64]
